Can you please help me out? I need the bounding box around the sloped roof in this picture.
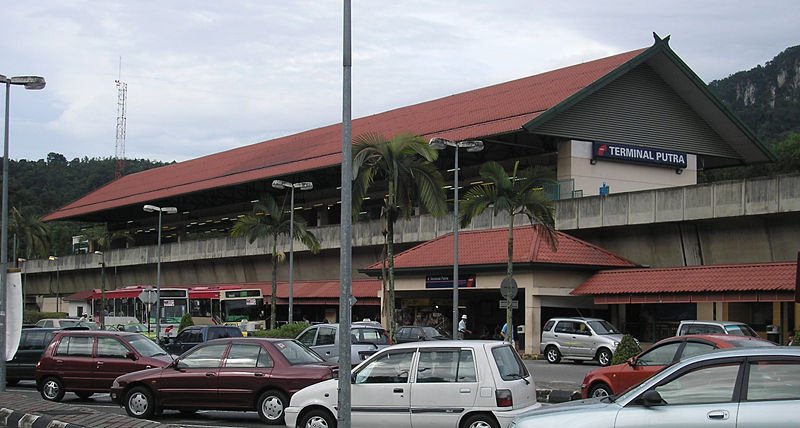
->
[571,262,796,295]
[363,225,637,272]
[43,49,644,222]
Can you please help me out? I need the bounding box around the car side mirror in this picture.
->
[126,351,138,361]
[627,356,637,366]
[175,359,188,370]
[642,390,664,407]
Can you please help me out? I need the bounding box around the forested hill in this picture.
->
[708,45,800,142]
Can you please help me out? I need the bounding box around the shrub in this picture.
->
[611,334,641,365]
[250,322,311,339]
[23,311,68,324]
[178,313,194,332]
[792,333,800,346]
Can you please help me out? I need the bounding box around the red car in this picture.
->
[580,334,775,398]
[36,330,173,402]
[110,337,336,425]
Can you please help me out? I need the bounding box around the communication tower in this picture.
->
[114,62,127,179]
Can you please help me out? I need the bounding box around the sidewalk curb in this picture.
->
[1,408,85,428]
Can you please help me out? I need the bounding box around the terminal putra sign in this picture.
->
[593,141,688,169]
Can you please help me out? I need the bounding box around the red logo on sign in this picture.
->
[596,144,608,156]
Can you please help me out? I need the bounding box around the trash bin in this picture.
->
[516,325,525,351]
[767,325,780,344]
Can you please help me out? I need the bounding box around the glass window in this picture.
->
[554,321,578,334]
[180,344,227,368]
[355,350,414,384]
[654,364,739,405]
[224,344,262,368]
[297,328,318,346]
[274,340,323,365]
[543,320,555,332]
[680,342,715,360]
[355,328,389,345]
[417,350,476,383]
[20,331,46,350]
[746,361,800,401]
[97,337,129,358]
[492,345,529,381]
[56,336,93,357]
[317,327,336,345]
[587,320,621,335]
[126,335,167,358]
[724,324,758,337]
[396,328,411,341]
[637,342,681,366]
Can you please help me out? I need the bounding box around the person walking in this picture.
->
[458,314,471,339]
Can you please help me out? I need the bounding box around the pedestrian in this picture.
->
[500,322,508,341]
[458,314,471,339]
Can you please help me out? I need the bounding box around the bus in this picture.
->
[219,289,266,333]
[157,288,190,337]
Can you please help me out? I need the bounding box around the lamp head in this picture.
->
[272,180,291,190]
[9,76,46,90]
[461,140,484,152]
[143,204,158,213]
[296,182,314,191]
[428,138,450,150]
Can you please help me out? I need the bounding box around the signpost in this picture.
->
[138,288,158,335]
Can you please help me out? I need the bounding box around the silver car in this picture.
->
[540,317,624,366]
[510,347,800,427]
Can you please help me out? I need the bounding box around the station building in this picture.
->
[33,34,799,353]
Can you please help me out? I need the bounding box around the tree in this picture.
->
[459,161,556,345]
[81,224,135,253]
[352,133,447,337]
[230,192,321,329]
[10,206,50,260]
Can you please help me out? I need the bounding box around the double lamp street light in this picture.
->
[143,204,177,341]
[1,74,45,392]
[272,179,313,324]
[428,137,484,339]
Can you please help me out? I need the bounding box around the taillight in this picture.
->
[495,389,513,407]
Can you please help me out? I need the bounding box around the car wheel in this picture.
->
[545,346,561,364]
[40,377,65,402]
[258,390,288,425]
[596,348,612,366]
[461,413,500,428]
[589,383,612,398]
[75,391,94,400]
[299,408,337,428]
[125,386,156,419]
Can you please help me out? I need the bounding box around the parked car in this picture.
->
[117,322,157,339]
[676,319,759,337]
[296,322,390,365]
[285,340,540,428]
[395,325,449,343]
[540,317,625,366]
[35,330,172,402]
[35,318,100,330]
[111,337,336,424]
[5,328,59,385]
[162,325,243,355]
[510,347,800,427]
[580,334,776,398]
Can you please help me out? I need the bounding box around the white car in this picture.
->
[510,347,800,427]
[285,340,540,428]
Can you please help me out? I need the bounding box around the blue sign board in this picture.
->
[425,274,476,289]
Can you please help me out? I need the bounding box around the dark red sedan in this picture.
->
[110,337,336,425]
[580,333,775,398]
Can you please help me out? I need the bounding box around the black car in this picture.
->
[395,325,449,343]
[163,325,243,355]
[6,328,60,385]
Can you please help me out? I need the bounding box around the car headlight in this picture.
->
[613,341,620,348]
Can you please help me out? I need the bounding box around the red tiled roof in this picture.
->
[366,225,637,270]
[63,289,96,301]
[571,262,797,295]
[43,49,646,221]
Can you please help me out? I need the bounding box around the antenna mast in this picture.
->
[115,57,127,179]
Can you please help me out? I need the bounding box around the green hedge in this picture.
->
[23,311,68,324]
[178,313,195,332]
[611,334,641,365]
[250,322,311,338]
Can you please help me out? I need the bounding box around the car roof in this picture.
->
[204,337,294,345]
[54,330,140,337]
[655,334,774,347]
[681,346,800,362]
[548,317,605,322]
[309,323,386,330]
[381,340,512,351]
[679,320,749,326]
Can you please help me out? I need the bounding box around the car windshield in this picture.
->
[725,324,759,337]
[588,320,620,335]
[421,327,447,338]
[275,340,326,365]
[59,320,79,327]
[123,324,146,333]
[126,335,169,357]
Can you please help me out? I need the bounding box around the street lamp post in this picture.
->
[0,75,45,392]
[428,138,484,339]
[48,256,60,312]
[271,180,313,324]
[143,204,178,341]
[94,251,106,328]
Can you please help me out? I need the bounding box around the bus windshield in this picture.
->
[222,299,264,322]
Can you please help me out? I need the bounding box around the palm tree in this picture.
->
[352,133,447,337]
[231,192,321,329]
[81,224,135,253]
[459,161,557,344]
[10,206,50,259]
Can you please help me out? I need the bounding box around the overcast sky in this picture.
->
[1,1,797,163]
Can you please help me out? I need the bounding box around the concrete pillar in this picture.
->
[526,295,542,355]
[697,302,714,320]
